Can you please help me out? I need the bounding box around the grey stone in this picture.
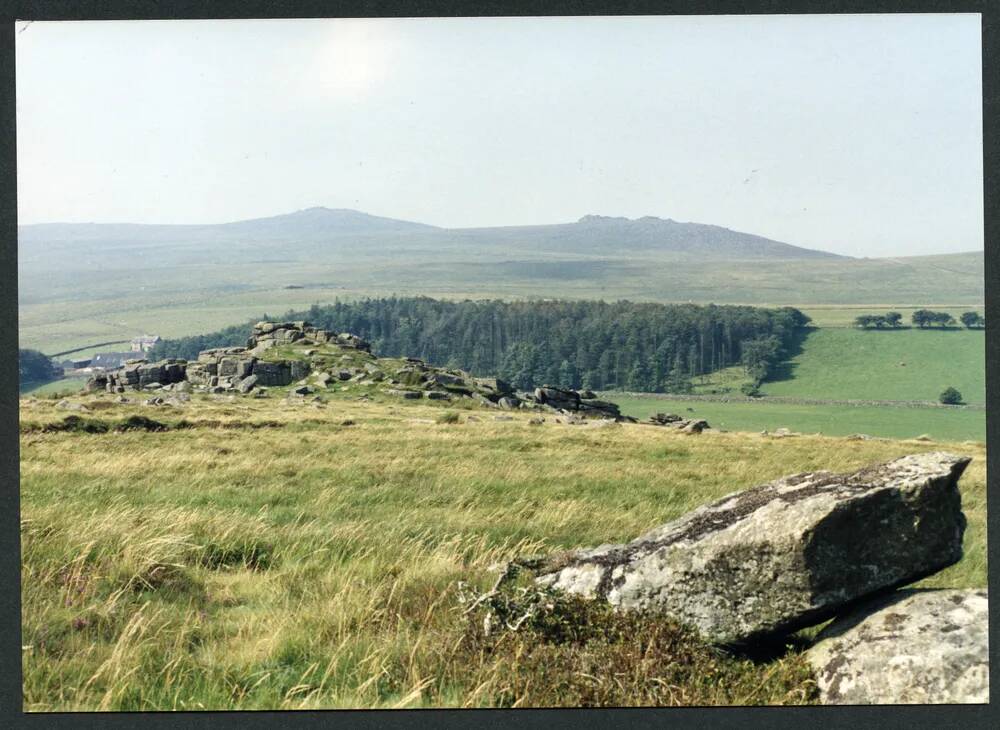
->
[237,374,258,393]
[425,391,450,400]
[532,452,971,645]
[253,361,292,386]
[682,419,709,434]
[806,589,988,704]
[428,372,467,387]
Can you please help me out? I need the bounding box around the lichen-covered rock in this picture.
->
[533,452,970,645]
[806,589,988,704]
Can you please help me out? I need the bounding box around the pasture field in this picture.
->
[762,328,985,404]
[19,393,986,710]
[608,395,986,442]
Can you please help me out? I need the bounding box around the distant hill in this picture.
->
[445,214,845,259]
[20,207,841,259]
[18,207,439,243]
[17,206,983,355]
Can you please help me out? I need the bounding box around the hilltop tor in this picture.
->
[85,321,627,420]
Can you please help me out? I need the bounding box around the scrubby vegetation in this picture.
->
[19,392,986,710]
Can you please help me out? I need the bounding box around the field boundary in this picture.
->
[45,339,130,358]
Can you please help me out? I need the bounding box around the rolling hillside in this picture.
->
[17,207,984,354]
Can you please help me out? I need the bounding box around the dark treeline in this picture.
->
[150,298,810,392]
[19,349,60,386]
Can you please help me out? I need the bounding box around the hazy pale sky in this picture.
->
[16,14,983,257]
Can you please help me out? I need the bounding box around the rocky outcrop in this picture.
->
[84,322,628,420]
[531,452,970,645]
[89,358,188,393]
[805,589,988,704]
[647,413,711,433]
[246,321,371,353]
[520,385,622,420]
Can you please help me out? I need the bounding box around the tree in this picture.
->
[885,312,903,328]
[557,359,579,390]
[740,381,762,397]
[663,368,693,394]
[933,312,957,328]
[960,311,985,329]
[626,359,652,392]
[939,387,963,405]
[912,309,933,328]
[854,315,874,329]
[913,309,955,328]
[19,349,60,385]
[778,307,812,328]
[741,336,781,382]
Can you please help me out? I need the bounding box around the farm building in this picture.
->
[91,352,137,370]
[131,335,161,353]
[59,357,92,371]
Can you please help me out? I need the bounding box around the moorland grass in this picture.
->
[19,393,987,710]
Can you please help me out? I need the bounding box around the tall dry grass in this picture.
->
[19,393,987,710]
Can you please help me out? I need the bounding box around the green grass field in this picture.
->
[20,378,91,398]
[19,393,987,710]
[609,395,985,442]
[763,328,985,404]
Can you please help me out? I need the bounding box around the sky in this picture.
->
[15,14,983,257]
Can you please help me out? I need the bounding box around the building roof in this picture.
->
[91,352,135,368]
